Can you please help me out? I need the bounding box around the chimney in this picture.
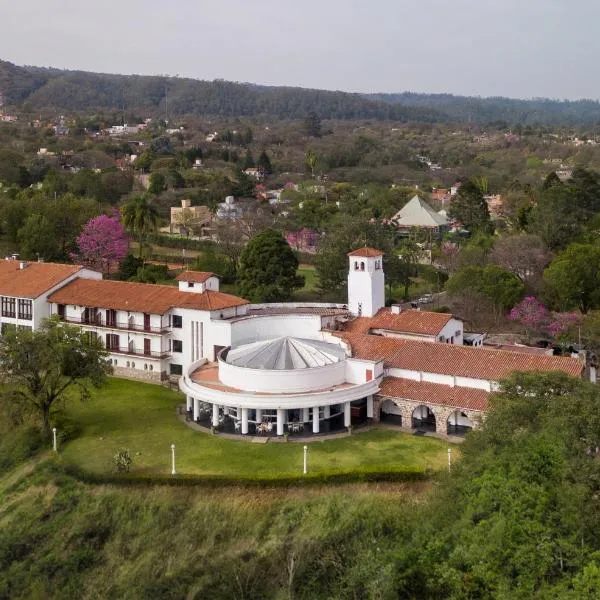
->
[391,304,402,314]
[19,261,28,270]
[181,199,191,209]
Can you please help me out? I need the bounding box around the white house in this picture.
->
[2,250,584,439]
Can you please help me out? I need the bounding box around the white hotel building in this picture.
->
[0,249,584,438]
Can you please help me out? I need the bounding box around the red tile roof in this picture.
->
[379,377,490,411]
[175,271,216,283]
[0,261,83,299]
[339,333,583,380]
[347,247,384,257]
[343,308,453,336]
[48,278,248,314]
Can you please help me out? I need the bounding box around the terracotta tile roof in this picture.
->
[339,333,583,380]
[379,377,490,411]
[48,278,248,314]
[343,308,453,336]
[347,247,384,257]
[175,271,216,283]
[0,261,83,299]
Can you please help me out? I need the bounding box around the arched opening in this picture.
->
[360,261,365,271]
[380,399,402,425]
[412,405,436,432]
[447,410,473,436]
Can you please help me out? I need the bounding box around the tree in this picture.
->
[72,212,129,273]
[257,150,272,175]
[121,195,159,259]
[17,214,58,261]
[0,318,111,437]
[544,243,600,313]
[448,180,493,234]
[148,172,166,194]
[491,233,552,292]
[237,229,304,302]
[447,264,524,324]
[388,241,422,300]
[305,149,318,177]
[303,111,322,137]
[242,150,255,170]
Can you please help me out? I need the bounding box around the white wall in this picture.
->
[439,318,464,345]
[218,356,347,393]
[345,358,384,384]
[229,314,323,346]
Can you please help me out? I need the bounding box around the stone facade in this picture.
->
[112,366,163,384]
[377,395,484,434]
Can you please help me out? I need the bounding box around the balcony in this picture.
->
[106,346,171,359]
[60,315,170,334]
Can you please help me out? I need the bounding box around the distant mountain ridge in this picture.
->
[2,59,600,126]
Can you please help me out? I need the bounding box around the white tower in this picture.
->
[347,248,385,317]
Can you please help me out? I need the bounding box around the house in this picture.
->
[484,194,504,218]
[391,195,449,236]
[0,114,18,122]
[0,258,100,334]
[3,248,585,440]
[243,168,263,181]
[430,188,450,203]
[169,199,212,235]
[205,132,219,142]
[285,228,320,253]
[216,196,243,220]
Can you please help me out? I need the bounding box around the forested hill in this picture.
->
[3,59,600,126]
[0,60,442,122]
[368,91,600,127]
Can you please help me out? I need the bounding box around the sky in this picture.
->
[1,0,599,100]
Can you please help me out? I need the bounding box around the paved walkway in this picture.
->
[176,405,465,444]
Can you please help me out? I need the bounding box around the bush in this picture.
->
[112,449,132,473]
[0,426,44,475]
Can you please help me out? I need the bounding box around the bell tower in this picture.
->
[347,247,385,317]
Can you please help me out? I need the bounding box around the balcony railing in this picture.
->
[106,346,171,359]
[60,315,170,334]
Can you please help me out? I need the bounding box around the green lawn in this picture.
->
[59,378,452,479]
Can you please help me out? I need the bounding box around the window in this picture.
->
[354,261,359,270]
[144,364,148,370]
[172,315,183,328]
[455,330,461,337]
[172,339,183,353]
[17,299,32,320]
[149,364,153,371]
[170,363,183,376]
[86,331,98,344]
[126,361,130,368]
[188,281,194,288]
[360,262,365,271]
[106,333,120,350]
[1,297,15,318]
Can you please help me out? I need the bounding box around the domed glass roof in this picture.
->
[225,337,346,370]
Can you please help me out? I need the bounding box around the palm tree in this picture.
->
[122,195,159,259]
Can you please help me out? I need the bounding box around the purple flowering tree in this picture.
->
[510,296,581,342]
[72,212,129,274]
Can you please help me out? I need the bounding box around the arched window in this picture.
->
[354,261,359,270]
[360,262,365,271]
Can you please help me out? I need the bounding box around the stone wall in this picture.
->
[112,366,163,384]
[376,394,484,433]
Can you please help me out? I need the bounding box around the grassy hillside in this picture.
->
[0,459,424,599]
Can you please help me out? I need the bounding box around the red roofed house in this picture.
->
[1,248,586,440]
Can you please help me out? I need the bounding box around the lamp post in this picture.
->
[447,447,452,473]
[303,445,308,475]
[171,444,176,475]
[52,427,57,453]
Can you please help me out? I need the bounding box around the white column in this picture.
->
[255,408,262,423]
[323,405,330,419]
[212,404,220,427]
[344,402,351,428]
[193,397,200,421]
[186,395,193,411]
[367,395,374,419]
[302,407,310,422]
[241,407,249,434]
[312,407,320,434]
[277,409,285,436]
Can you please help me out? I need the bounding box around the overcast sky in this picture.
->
[1,0,598,100]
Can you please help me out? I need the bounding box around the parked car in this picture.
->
[417,294,433,304]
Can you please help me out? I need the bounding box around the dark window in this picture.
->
[57,304,66,319]
[1,297,15,318]
[188,281,194,288]
[1,322,16,335]
[172,315,183,328]
[18,299,32,320]
[170,363,183,375]
[106,333,120,350]
[172,339,183,353]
